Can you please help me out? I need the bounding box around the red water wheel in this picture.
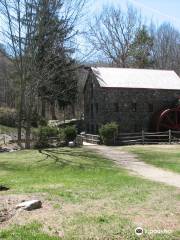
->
[156,107,180,131]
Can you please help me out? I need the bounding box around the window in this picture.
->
[114,102,119,112]
[91,103,94,118]
[132,102,137,112]
[95,103,98,113]
[148,103,153,112]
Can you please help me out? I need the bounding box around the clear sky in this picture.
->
[91,0,180,30]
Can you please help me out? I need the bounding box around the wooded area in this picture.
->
[0,1,180,148]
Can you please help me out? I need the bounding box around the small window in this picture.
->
[95,103,98,113]
[114,102,119,112]
[91,104,94,118]
[148,103,153,112]
[132,102,137,112]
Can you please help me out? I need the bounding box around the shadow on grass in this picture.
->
[0,148,117,175]
[38,148,115,170]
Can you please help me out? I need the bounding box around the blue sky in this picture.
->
[91,0,180,30]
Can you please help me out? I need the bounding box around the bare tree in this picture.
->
[0,0,88,148]
[0,0,37,147]
[151,23,180,74]
[87,5,142,67]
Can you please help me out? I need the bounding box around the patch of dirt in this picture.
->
[0,208,14,223]
[136,190,180,230]
[0,194,63,235]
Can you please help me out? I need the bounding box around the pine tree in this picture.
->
[131,25,154,68]
[35,0,78,119]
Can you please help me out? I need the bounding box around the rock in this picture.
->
[0,185,9,191]
[0,147,12,153]
[68,141,75,147]
[16,200,42,211]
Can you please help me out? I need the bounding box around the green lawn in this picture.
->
[124,145,180,173]
[0,147,180,239]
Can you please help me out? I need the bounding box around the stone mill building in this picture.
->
[83,67,180,133]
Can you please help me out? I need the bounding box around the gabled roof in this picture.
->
[91,67,180,90]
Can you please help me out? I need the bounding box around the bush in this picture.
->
[0,107,17,127]
[35,126,59,148]
[38,118,48,127]
[99,122,118,145]
[34,125,77,149]
[64,126,77,143]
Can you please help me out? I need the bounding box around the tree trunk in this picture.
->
[71,104,75,118]
[50,101,57,120]
[17,85,24,148]
[63,106,65,123]
[41,97,46,118]
[25,118,31,149]
[17,117,22,148]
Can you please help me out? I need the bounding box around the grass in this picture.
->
[124,145,180,173]
[0,223,59,240]
[0,147,180,239]
[0,124,17,135]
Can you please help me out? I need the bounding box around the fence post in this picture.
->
[142,130,145,145]
[169,129,172,144]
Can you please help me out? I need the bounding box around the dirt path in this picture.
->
[85,145,180,188]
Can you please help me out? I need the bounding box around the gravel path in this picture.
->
[85,145,180,188]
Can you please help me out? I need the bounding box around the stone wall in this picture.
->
[84,73,180,133]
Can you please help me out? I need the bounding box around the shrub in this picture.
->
[35,126,59,148]
[58,128,65,142]
[99,122,118,145]
[64,126,77,143]
[0,107,17,127]
[35,125,78,148]
[38,118,48,127]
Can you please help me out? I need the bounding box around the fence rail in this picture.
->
[115,130,180,145]
[81,133,100,144]
[81,130,180,145]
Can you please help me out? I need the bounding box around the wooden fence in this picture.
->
[115,130,180,145]
[80,133,100,144]
[81,130,180,145]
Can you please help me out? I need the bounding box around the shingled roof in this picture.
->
[91,67,180,90]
